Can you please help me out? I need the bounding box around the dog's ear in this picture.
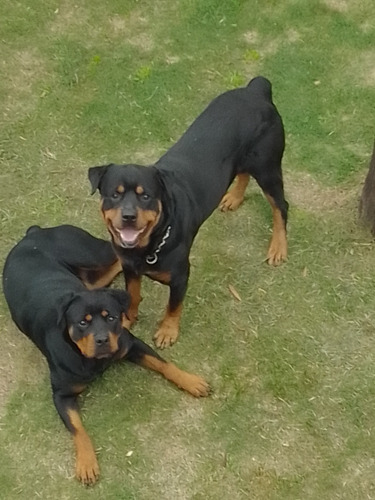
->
[107,288,130,313]
[154,167,171,204]
[88,164,111,195]
[56,292,76,328]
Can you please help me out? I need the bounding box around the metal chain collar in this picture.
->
[145,225,172,265]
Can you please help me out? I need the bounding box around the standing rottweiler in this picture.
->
[89,76,288,349]
[2,225,210,485]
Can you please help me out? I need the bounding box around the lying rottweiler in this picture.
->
[2,225,210,485]
[89,76,288,349]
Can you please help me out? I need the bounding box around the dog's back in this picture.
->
[155,76,283,221]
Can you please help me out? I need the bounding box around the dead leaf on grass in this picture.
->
[228,284,242,301]
[42,148,57,160]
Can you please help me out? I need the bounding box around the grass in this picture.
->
[1,0,375,498]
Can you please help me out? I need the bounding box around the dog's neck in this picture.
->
[145,224,172,265]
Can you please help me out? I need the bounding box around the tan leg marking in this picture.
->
[146,270,171,285]
[220,173,250,212]
[153,303,183,349]
[265,194,288,266]
[72,384,87,395]
[141,354,210,397]
[67,408,99,485]
[125,276,142,327]
[79,259,122,290]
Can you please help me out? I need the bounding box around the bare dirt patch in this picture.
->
[108,12,154,51]
[242,28,302,60]
[285,170,359,213]
[135,398,205,499]
[49,1,89,34]
[348,50,375,87]
[322,0,349,12]
[243,31,259,45]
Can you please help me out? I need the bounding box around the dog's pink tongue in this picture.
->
[119,228,141,246]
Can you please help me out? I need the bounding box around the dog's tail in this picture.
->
[26,225,41,236]
[246,76,272,100]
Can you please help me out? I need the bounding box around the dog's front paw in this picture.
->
[162,363,211,397]
[153,325,179,349]
[76,451,100,485]
[219,191,244,212]
[179,372,211,397]
[266,235,288,266]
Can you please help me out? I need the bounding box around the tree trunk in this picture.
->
[359,140,375,235]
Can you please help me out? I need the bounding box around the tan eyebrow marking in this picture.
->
[135,185,144,195]
[117,185,125,193]
[84,314,93,322]
[101,310,109,317]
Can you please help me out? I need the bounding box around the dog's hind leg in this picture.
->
[257,173,288,266]
[219,173,250,212]
[245,118,288,265]
[79,259,123,289]
[265,193,288,265]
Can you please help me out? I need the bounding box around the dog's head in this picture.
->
[63,288,130,359]
[89,164,163,249]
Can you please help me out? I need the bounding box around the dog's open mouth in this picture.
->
[115,225,147,248]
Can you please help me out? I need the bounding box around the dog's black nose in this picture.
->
[96,336,109,346]
[122,206,137,222]
[122,213,137,222]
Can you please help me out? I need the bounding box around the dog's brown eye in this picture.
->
[112,192,119,199]
[142,193,150,201]
[79,320,88,327]
[107,315,115,322]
